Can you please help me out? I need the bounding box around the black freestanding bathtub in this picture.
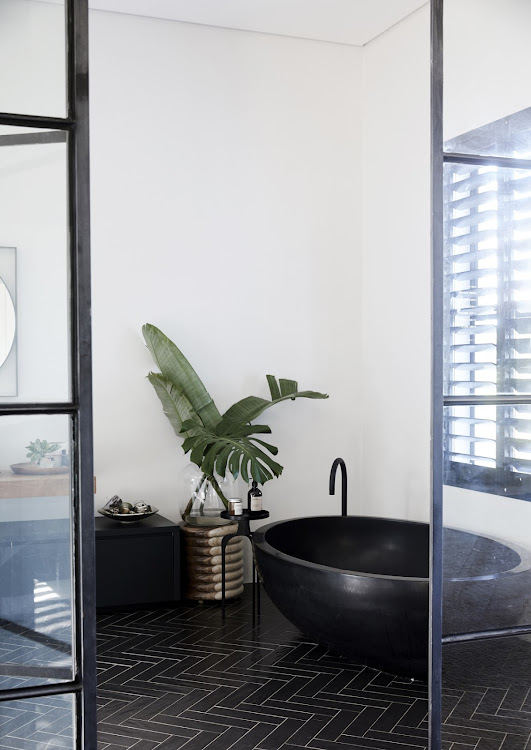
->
[253,516,531,680]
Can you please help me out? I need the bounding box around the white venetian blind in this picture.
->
[444,108,531,497]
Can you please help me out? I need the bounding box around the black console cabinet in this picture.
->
[95,515,180,608]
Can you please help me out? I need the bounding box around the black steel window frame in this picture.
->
[432,3,531,750]
[0,1,96,748]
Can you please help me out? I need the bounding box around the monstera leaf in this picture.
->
[142,324,328,503]
[180,419,283,485]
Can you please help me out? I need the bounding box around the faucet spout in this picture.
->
[329,457,348,517]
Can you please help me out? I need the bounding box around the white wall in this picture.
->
[0,1,433,571]
[444,0,531,141]
[444,487,531,552]
[0,0,66,118]
[89,12,364,531]
[360,6,431,522]
[0,3,433,540]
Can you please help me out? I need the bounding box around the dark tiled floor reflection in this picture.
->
[0,693,74,749]
[96,587,429,750]
[443,636,531,750]
[0,576,72,692]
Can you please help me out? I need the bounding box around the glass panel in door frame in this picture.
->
[432,1,531,750]
[0,0,96,747]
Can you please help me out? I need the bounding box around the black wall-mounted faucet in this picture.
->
[329,457,347,517]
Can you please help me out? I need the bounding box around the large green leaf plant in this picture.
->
[142,324,328,513]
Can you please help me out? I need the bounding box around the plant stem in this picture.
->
[181,473,229,518]
[182,473,208,517]
[207,474,229,509]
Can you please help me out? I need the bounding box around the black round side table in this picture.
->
[219,509,269,616]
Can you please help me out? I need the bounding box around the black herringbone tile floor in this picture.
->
[441,636,531,750]
[2,585,530,748]
[96,587,429,750]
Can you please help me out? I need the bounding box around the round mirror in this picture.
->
[0,276,15,368]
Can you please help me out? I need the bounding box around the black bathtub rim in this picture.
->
[253,515,531,583]
[253,515,430,584]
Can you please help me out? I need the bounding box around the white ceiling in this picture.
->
[87,0,428,47]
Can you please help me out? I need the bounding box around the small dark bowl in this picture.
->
[98,507,158,523]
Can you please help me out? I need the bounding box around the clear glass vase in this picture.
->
[180,464,234,526]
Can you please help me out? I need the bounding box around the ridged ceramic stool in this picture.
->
[181,522,244,602]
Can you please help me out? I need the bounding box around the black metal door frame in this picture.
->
[0,0,96,746]
[431,3,531,749]
[430,3,444,750]
[429,0,444,750]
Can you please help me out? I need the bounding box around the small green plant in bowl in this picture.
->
[26,439,63,467]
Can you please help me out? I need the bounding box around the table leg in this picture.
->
[256,559,261,614]
[221,532,238,618]
[252,550,256,613]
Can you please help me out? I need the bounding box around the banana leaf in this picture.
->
[143,324,221,431]
[215,376,328,437]
[147,373,203,439]
[143,327,328,487]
